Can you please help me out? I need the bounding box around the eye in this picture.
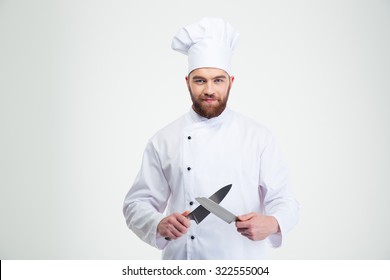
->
[194,79,206,84]
[214,79,224,83]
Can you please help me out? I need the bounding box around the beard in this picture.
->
[189,86,231,119]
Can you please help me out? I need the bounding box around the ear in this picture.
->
[230,76,235,84]
[185,76,190,91]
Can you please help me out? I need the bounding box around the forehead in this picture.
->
[189,67,229,78]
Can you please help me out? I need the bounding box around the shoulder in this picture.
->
[229,110,273,138]
[148,112,189,146]
[230,110,283,159]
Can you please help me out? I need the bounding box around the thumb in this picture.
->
[237,212,256,221]
[181,210,191,217]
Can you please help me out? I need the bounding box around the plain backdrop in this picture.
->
[1,0,389,259]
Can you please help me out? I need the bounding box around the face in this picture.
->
[186,68,234,119]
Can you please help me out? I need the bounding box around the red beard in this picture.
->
[189,87,230,119]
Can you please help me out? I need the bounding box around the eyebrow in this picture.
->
[191,75,227,80]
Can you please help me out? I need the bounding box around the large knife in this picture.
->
[187,184,232,223]
[165,184,232,240]
[195,196,237,224]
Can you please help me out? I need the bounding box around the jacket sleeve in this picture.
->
[259,134,300,248]
[123,140,171,249]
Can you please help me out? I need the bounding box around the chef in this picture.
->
[123,18,299,259]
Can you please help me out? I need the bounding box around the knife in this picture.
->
[165,184,232,240]
[187,184,232,224]
[195,196,237,224]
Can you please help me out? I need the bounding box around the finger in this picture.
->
[181,210,191,217]
[236,227,247,233]
[176,213,191,228]
[182,210,190,216]
[171,221,189,236]
[171,215,190,232]
[161,214,187,239]
[235,220,250,229]
[169,224,186,238]
[237,212,256,221]
[164,220,186,239]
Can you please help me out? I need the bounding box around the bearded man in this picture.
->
[123,18,299,260]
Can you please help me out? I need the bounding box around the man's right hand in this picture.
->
[157,211,191,240]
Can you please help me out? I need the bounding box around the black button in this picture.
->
[187,167,191,171]
[191,235,195,240]
[188,136,191,140]
[189,201,194,206]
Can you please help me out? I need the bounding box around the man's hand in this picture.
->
[157,211,191,240]
[235,212,280,241]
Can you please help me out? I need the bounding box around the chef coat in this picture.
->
[123,108,299,259]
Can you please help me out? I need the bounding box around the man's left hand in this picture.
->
[235,212,280,241]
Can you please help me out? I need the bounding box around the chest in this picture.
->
[157,121,263,191]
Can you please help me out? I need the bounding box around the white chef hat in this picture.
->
[171,17,239,75]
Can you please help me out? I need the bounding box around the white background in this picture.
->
[0,0,389,259]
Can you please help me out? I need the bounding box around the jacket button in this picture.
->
[189,201,194,206]
[191,235,195,240]
[188,136,191,140]
[187,167,191,171]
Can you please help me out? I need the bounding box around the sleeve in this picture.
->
[259,134,300,248]
[123,140,171,249]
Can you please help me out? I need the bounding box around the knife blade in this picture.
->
[188,184,232,224]
[195,197,237,224]
[165,184,232,240]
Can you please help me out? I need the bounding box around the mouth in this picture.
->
[202,98,217,103]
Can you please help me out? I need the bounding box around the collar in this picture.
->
[189,106,232,126]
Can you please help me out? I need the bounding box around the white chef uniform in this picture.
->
[123,107,299,259]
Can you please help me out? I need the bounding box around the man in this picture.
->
[123,18,299,259]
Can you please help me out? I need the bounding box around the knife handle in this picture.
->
[164,211,190,241]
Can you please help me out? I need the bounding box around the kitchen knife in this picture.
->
[165,184,232,240]
[195,197,237,224]
[187,183,232,224]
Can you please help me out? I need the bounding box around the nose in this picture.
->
[204,81,215,96]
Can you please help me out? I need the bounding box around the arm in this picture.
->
[123,141,176,249]
[236,134,299,246]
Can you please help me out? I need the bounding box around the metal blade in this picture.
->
[195,197,237,224]
[189,184,232,224]
[165,184,232,240]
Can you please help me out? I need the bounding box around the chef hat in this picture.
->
[171,17,239,75]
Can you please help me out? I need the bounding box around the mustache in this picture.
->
[200,94,218,100]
